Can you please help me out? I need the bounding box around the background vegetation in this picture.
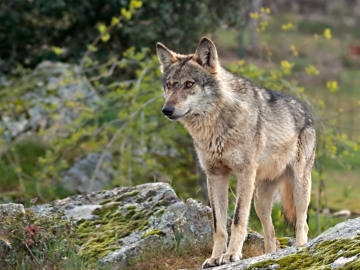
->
[1,1,360,266]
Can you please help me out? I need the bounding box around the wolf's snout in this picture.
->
[162,106,175,117]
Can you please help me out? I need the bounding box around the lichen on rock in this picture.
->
[29,182,213,268]
[3,183,360,269]
[213,217,360,270]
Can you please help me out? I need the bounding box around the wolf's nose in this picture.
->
[162,106,175,116]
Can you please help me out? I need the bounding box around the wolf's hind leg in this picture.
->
[202,172,230,269]
[290,127,316,246]
[254,179,278,253]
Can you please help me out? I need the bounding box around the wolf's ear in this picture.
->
[156,43,177,73]
[193,37,220,74]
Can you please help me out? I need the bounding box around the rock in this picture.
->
[0,203,25,219]
[31,182,212,268]
[4,184,360,269]
[29,183,273,268]
[61,152,114,193]
[0,203,25,248]
[0,61,99,140]
[211,217,360,269]
[333,209,351,217]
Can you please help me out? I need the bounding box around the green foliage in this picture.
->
[0,48,199,203]
[0,139,74,203]
[0,0,248,74]
[1,4,359,243]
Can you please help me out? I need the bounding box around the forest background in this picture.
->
[1,0,360,239]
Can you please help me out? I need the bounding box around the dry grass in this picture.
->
[127,243,213,270]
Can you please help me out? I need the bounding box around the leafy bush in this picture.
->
[0,0,247,74]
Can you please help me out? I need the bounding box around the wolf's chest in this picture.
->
[193,135,227,157]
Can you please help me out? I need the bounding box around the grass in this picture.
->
[321,151,360,214]
[325,170,360,214]
[127,243,212,270]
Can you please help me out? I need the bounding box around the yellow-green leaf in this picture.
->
[101,33,110,42]
[281,22,294,31]
[111,17,120,26]
[323,28,332,40]
[97,23,107,34]
[51,46,64,55]
[305,65,320,75]
[326,80,338,92]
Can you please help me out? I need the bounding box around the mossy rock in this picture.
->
[219,217,360,269]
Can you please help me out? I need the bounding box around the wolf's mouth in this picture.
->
[168,109,191,120]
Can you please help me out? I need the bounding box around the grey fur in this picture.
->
[156,37,316,268]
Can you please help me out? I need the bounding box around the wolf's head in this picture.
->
[156,37,222,121]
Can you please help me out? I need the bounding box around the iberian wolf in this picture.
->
[156,37,316,268]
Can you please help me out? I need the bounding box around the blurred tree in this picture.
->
[0,0,249,74]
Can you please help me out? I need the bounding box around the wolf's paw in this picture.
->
[202,257,221,268]
[219,252,241,265]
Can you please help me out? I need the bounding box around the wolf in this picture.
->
[156,37,316,268]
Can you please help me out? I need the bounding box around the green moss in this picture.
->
[277,237,292,249]
[250,259,276,268]
[76,199,153,262]
[125,204,137,210]
[277,254,303,270]
[99,198,113,205]
[114,190,140,202]
[153,199,168,208]
[342,257,360,269]
[141,229,165,239]
[73,191,175,264]
[155,208,165,217]
[250,235,360,269]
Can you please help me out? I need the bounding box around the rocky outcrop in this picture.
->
[1,183,359,269]
[1,183,272,269]
[61,152,114,193]
[0,61,98,140]
[212,217,360,269]
[0,61,113,193]
[31,182,213,268]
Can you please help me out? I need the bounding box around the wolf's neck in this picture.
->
[181,69,248,142]
[181,109,221,142]
[180,94,233,143]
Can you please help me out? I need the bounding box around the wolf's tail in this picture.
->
[279,179,297,229]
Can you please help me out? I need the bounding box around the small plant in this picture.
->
[0,209,89,270]
[343,185,352,198]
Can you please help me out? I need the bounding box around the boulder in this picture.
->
[211,217,360,269]
[61,152,114,193]
[0,61,111,193]
[0,61,99,140]
[31,182,213,268]
[332,209,351,217]
[29,182,271,268]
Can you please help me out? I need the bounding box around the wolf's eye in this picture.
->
[185,81,195,89]
[166,82,171,89]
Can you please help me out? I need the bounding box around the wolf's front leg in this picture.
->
[220,167,256,265]
[202,173,229,269]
